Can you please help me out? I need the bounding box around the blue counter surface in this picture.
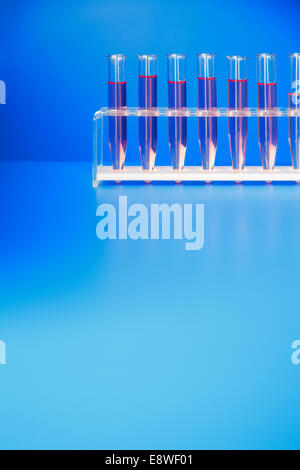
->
[0,162,300,449]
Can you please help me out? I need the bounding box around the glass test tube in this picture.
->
[197,53,217,170]
[289,53,300,169]
[257,53,278,170]
[227,56,248,170]
[138,55,157,170]
[107,54,127,170]
[167,54,187,170]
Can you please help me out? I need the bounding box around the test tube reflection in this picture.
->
[197,53,217,170]
[138,55,157,170]
[257,53,278,170]
[108,54,127,170]
[167,54,187,170]
[289,53,300,169]
[227,56,248,170]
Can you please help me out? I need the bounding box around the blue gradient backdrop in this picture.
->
[2,0,300,164]
[1,0,300,450]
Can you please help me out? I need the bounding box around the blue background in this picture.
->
[2,0,300,165]
[1,0,300,450]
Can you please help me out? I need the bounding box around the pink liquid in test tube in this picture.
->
[167,54,187,170]
[138,54,157,170]
[197,53,217,170]
[227,55,248,170]
[257,53,277,170]
[108,54,127,170]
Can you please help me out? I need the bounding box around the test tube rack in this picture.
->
[92,107,300,187]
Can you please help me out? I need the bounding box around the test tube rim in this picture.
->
[107,54,127,60]
[288,53,300,58]
[138,54,157,60]
[167,53,186,59]
[197,53,216,58]
[226,55,247,60]
[256,52,276,59]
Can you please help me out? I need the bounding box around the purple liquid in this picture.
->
[228,79,247,170]
[168,81,187,170]
[108,81,127,170]
[258,83,277,169]
[289,94,300,168]
[138,75,157,170]
[198,77,217,170]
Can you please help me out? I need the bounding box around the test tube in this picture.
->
[288,53,300,169]
[167,54,187,170]
[138,55,157,170]
[197,53,217,170]
[227,56,248,170]
[257,53,278,170]
[107,54,127,170]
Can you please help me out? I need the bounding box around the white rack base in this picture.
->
[93,166,300,186]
